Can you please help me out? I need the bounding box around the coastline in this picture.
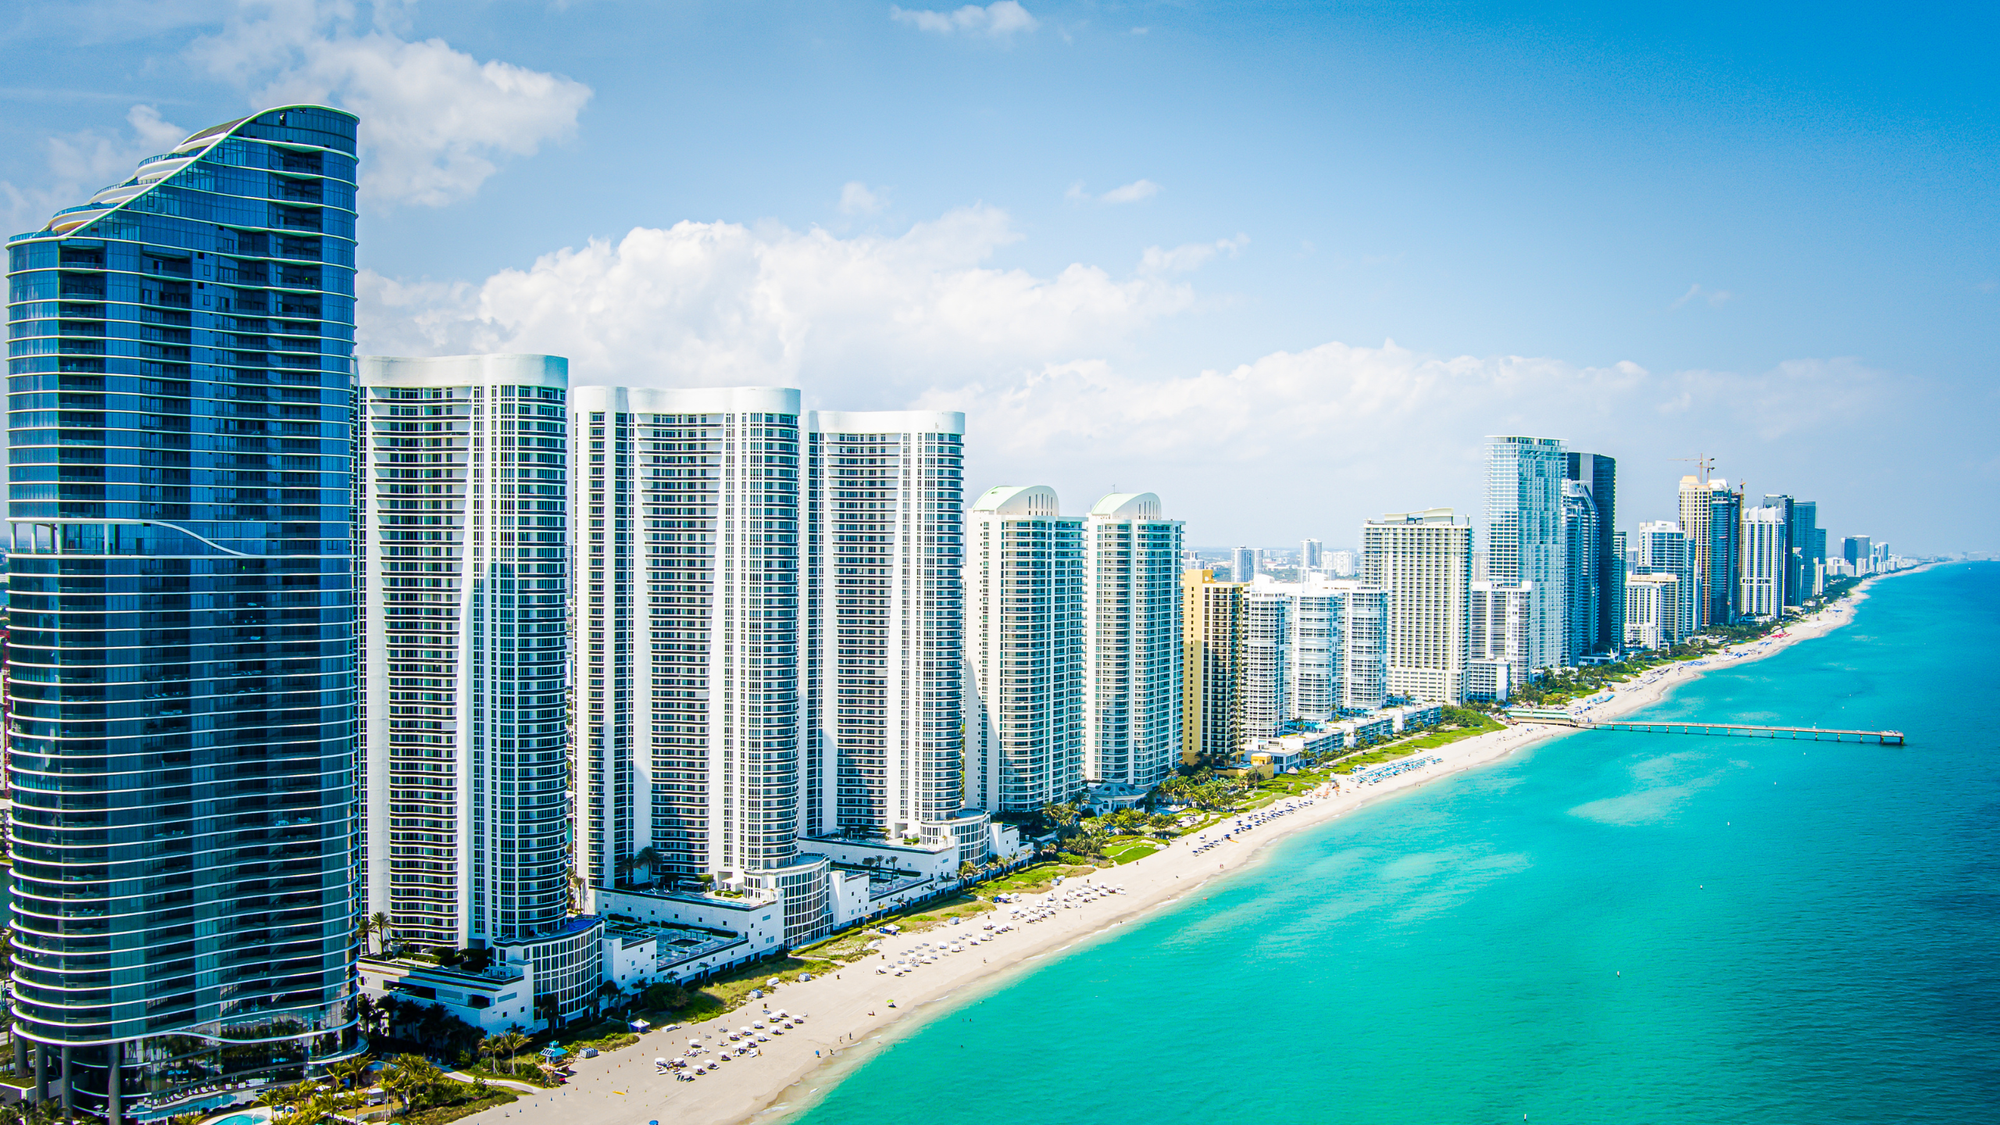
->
[465,568,1920,1125]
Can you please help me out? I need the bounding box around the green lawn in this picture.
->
[1105,841,1159,865]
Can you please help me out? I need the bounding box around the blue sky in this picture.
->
[4,1,1995,551]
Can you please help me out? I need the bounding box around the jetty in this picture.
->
[1506,709,1904,745]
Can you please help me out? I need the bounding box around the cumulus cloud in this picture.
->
[839,180,885,215]
[360,203,1918,543]
[1138,234,1247,274]
[357,204,1195,396]
[190,0,592,206]
[1100,178,1160,204]
[0,103,187,236]
[890,2,1040,38]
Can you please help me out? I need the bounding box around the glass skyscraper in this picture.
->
[1485,436,1566,671]
[4,106,361,1117]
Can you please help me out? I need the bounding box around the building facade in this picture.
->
[360,355,570,948]
[1738,506,1788,619]
[1082,493,1183,789]
[806,411,968,843]
[1633,521,1696,642]
[1362,509,1472,704]
[1485,437,1567,671]
[1624,572,1683,650]
[1469,580,1531,700]
[1560,479,1599,663]
[1181,570,1244,767]
[4,105,364,1115]
[1565,451,1622,655]
[965,486,1083,812]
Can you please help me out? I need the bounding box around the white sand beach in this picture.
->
[460,569,1915,1125]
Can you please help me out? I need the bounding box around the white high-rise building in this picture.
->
[1486,436,1568,671]
[1328,549,1359,578]
[1083,493,1184,789]
[1301,538,1324,571]
[806,411,971,847]
[966,486,1084,812]
[1633,521,1697,642]
[1362,509,1472,704]
[1240,589,1292,741]
[570,386,834,947]
[1243,576,1389,719]
[1230,545,1255,582]
[359,355,572,948]
[1625,573,1682,649]
[1739,506,1788,619]
[1469,580,1531,701]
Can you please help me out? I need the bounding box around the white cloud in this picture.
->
[839,180,885,215]
[1100,178,1160,204]
[890,2,1040,38]
[1138,234,1247,274]
[0,103,187,237]
[360,203,1921,544]
[357,204,1195,397]
[1671,282,1733,309]
[190,0,592,207]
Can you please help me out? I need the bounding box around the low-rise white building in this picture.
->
[358,956,537,1035]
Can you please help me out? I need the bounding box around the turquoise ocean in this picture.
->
[789,563,2000,1124]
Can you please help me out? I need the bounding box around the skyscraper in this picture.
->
[1300,538,1324,571]
[806,410,968,844]
[1181,569,1244,766]
[1708,483,1743,623]
[1560,479,1599,663]
[1633,521,1696,642]
[1786,500,1820,605]
[570,387,838,948]
[1564,451,1622,654]
[1362,509,1472,704]
[1485,436,1566,670]
[1469,580,1530,700]
[965,486,1083,811]
[1679,476,1741,627]
[1738,506,1787,619]
[360,355,570,949]
[1230,545,1255,583]
[5,105,362,1112]
[1239,588,1291,741]
[1083,493,1183,789]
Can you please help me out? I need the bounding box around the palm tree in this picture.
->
[492,1030,530,1075]
[328,1056,369,1092]
[593,981,623,1020]
[370,912,393,955]
[382,1054,441,1116]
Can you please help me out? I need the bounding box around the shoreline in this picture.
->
[465,567,1922,1125]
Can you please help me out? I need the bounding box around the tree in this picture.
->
[535,994,561,1033]
[370,912,394,955]
[328,1056,369,1092]
[641,981,689,1013]
[381,1054,443,1115]
[956,860,978,879]
[490,1029,530,1075]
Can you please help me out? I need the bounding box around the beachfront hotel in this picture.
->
[1738,505,1788,619]
[807,410,974,851]
[1181,569,1245,765]
[1362,509,1473,704]
[1082,493,1185,789]
[358,355,606,1026]
[1485,436,1568,673]
[359,354,573,945]
[965,485,1085,812]
[4,105,365,1115]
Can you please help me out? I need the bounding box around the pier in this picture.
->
[1507,710,1904,745]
